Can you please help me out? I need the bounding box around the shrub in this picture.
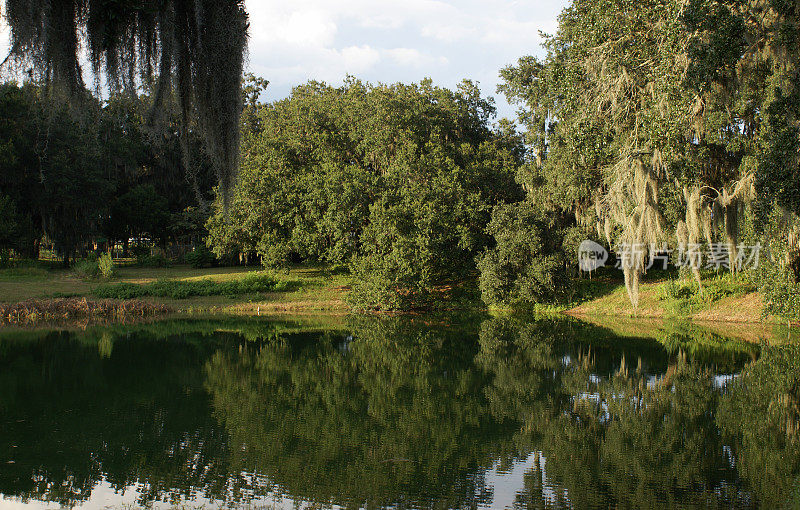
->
[98,253,115,278]
[760,260,800,322]
[73,257,100,279]
[658,278,695,301]
[92,272,289,300]
[477,201,573,307]
[136,254,171,268]
[347,255,420,311]
[657,272,756,316]
[185,246,215,268]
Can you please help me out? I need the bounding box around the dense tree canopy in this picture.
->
[208,78,524,310]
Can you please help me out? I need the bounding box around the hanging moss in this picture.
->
[2,0,249,205]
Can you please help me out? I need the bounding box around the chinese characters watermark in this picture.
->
[577,241,761,272]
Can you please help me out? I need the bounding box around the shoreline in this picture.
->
[1,264,796,332]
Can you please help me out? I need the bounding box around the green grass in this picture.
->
[0,266,52,282]
[92,272,291,299]
[0,263,351,315]
[656,272,757,316]
[568,269,771,324]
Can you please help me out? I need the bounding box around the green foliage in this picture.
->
[0,195,20,252]
[0,82,219,265]
[108,185,170,243]
[211,78,523,310]
[98,253,115,279]
[92,273,289,300]
[754,206,800,321]
[718,344,800,507]
[499,0,799,308]
[73,254,116,280]
[185,247,216,269]
[760,262,800,322]
[0,85,41,259]
[657,272,756,316]
[135,254,171,268]
[0,195,21,268]
[3,0,248,203]
[73,257,101,279]
[477,201,573,307]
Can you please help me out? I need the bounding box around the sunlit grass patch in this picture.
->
[91,272,293,300]
[657,271,757,316]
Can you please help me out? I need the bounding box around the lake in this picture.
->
[1,315,798,509]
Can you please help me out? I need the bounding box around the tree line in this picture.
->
[209,0,800,316]
[0,83,215,266]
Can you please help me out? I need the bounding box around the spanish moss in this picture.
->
[2,0,249,206]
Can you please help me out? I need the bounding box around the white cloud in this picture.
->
[274,10,337,48]
[420,23,476,43]
[385,48,447,68]
[0,19,10,61]
[242,0,568,117]
[340,45,381,71]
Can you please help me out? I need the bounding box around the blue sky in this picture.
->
[0,0,568,120]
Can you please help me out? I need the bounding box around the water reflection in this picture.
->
[0,315,796,508]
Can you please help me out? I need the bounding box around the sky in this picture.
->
[0,0,568,120]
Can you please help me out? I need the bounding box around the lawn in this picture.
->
[0,263,351,315]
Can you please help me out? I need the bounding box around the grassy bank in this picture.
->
[0,263,350,316]
[0,262,786,326]
[567,273,778,325]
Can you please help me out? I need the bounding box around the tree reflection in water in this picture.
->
[0,315,797,508]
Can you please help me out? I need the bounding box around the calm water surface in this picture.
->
[0,315,798,509]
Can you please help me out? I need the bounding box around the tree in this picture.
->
[2,0,249,203]
[108,184,170,253]
[498,0,798,309]
[0,83,43,258]
[208,78,524,310]
[33,97,113,265]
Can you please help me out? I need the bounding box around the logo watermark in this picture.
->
[577,241,761,272]
[578,240,609,272]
